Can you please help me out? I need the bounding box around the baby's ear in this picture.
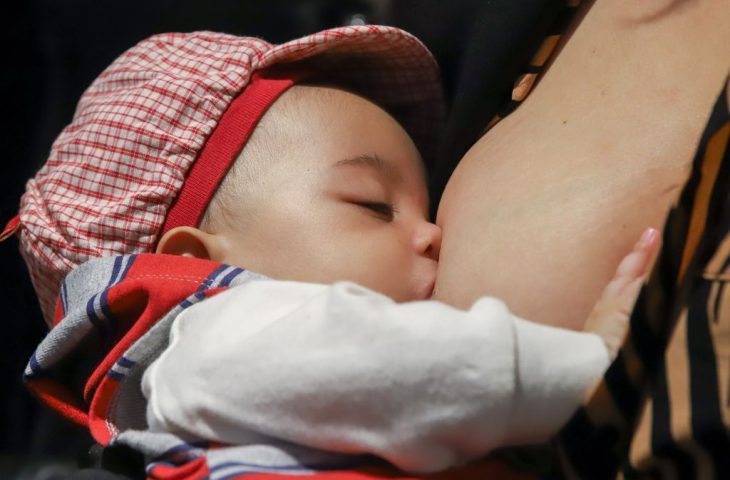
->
[156,226,215,260]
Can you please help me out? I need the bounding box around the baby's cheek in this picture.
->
[384,270,420,302]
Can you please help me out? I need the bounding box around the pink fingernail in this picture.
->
[640,228,658,244]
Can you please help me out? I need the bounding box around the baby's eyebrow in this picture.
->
[333,154,401,182]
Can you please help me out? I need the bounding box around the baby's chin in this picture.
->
[410,278,436,301]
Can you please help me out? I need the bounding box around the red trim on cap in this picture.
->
[0,215,20,242]
[161,73,298,235]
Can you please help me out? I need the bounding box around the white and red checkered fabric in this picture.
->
[17,26,444,324]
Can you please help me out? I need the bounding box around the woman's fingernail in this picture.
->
[639,228,658,246]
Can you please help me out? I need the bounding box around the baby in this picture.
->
[11,28,657,478]
[142,82,657,474]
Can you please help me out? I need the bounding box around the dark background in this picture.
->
[0,0,563,476]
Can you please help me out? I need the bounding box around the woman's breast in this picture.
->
[432,0,730,330]
[433,111,687,329]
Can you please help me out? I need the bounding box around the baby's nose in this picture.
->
[414,222,442,261]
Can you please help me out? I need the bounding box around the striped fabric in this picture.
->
[25,252,533,479]
[482,0,583,133]
[553,80,730,479]
[22,254,257,440]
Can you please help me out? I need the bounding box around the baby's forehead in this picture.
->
[212,83,427,208]
[265,84,420,152]
[269,83,386,123]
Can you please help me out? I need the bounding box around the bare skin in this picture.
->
[435,0,730,329]
[157,85,660,358]
[159,86,441,303]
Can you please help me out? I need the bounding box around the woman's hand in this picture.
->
[583,228,660,359]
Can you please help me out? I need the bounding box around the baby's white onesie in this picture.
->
[143,280,609,473]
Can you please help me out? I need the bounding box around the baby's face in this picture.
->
[213,86,440,301]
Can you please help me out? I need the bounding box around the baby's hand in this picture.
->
[583,228,660,360]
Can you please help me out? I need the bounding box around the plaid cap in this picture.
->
[12,26,444,325]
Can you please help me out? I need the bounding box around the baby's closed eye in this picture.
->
[351,201,397,221]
